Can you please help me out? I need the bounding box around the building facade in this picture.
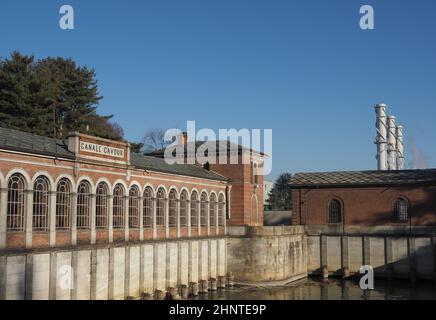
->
[290,170,436,280]
[0,128,231,250]
[290,169,436,233]
[0,127,251,300]
[147,135,266,227]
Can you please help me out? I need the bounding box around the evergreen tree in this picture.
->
[0,51,124,140]
[0,52,42,133]
[266,172,292,210]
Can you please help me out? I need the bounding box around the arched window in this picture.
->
[190,191,198,227]
[7,173,26,231]
[200,192,207,227]
[209,194,217,227]
[156,188,166,226]
[328,199,342,224]
[253,162,259,185]
[218,194,225,227]
[77,181,91,229]
[394,198,409,222]
[180,190,188,227]
[168,189,177,227]
[33,176,50,231]
[56,178,72,230]
[250,195,259,225]
[96,182,109,229]
[129,186,140,228]
[113,184,125,229]
[143,187,153,227]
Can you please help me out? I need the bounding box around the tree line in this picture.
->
[0,51,293,211]
[0,51,123,140]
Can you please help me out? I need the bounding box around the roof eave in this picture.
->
[289,181,436,189]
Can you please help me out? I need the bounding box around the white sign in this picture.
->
[80,141,124,158]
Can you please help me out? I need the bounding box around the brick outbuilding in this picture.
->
[290,170,436,234]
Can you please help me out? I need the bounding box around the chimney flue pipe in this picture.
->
[375,104,388,171]
[387,115,397,170]
[396,125,404,170]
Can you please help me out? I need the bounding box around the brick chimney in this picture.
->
[177,132,188,145]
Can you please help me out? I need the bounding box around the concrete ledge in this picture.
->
[234,273,307,287]
[305,225,436,237]
[227,225,305,237]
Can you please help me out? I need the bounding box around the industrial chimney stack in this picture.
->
[396,125,404,170]
[374,104,405,171]
[375,104,388,171]
[387,116,397,170]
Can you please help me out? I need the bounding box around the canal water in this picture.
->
[194,278,436,300]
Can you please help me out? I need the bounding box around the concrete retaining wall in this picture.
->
[0,238,227,300]
[307,234,436,280]
[226,226,307,282]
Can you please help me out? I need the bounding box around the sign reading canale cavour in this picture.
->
[79,141,125,158]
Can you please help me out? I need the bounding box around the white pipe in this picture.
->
[387,115,397,170]
[396,125,404,170]
[375,104,388,171]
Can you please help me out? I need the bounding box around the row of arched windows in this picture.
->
[327,197,410,224]
[5,173,226,232]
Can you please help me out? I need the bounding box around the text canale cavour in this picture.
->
[80,141,124,158]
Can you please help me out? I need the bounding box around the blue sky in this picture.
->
[1,0,435,180]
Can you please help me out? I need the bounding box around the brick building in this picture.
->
[0,127,265,251]
[147,134,265,227]
[290,170,436,234]
[0,126,266,300]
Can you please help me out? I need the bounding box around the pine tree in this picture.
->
[266,173,292,210]
[0,52,41,133]
[0,51,124,140]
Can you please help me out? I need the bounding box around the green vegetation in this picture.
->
[0,51,123,140]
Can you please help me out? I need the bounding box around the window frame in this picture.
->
[209,193,217,227]
[190,191,198,227]
[180,190,188,227]
[56,178,72,231]
[394,197,409,223]
[168,189,178,228]
[7,173,27,232]
[327,198,342,224]
[129,186,140,228]
[218,194,225,227]
[113,184,125,229]
[200,192,208,227]
[76,180,91,230]
[95,182,109,229]
[143,187,154,228]
[155,188,166,227]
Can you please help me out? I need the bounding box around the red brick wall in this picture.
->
[291,185,436,226]
[0,133,264,250]
[210,158,264,227]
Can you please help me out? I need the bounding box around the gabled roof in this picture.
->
[146,140,265,157]
[0,127,228,181]
[130,153,228,181]
[289,169,436,188]
[0,127,74,159]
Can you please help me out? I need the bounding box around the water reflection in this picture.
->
[194,278,436,300]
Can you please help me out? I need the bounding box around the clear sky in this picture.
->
[1,0,435,180]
